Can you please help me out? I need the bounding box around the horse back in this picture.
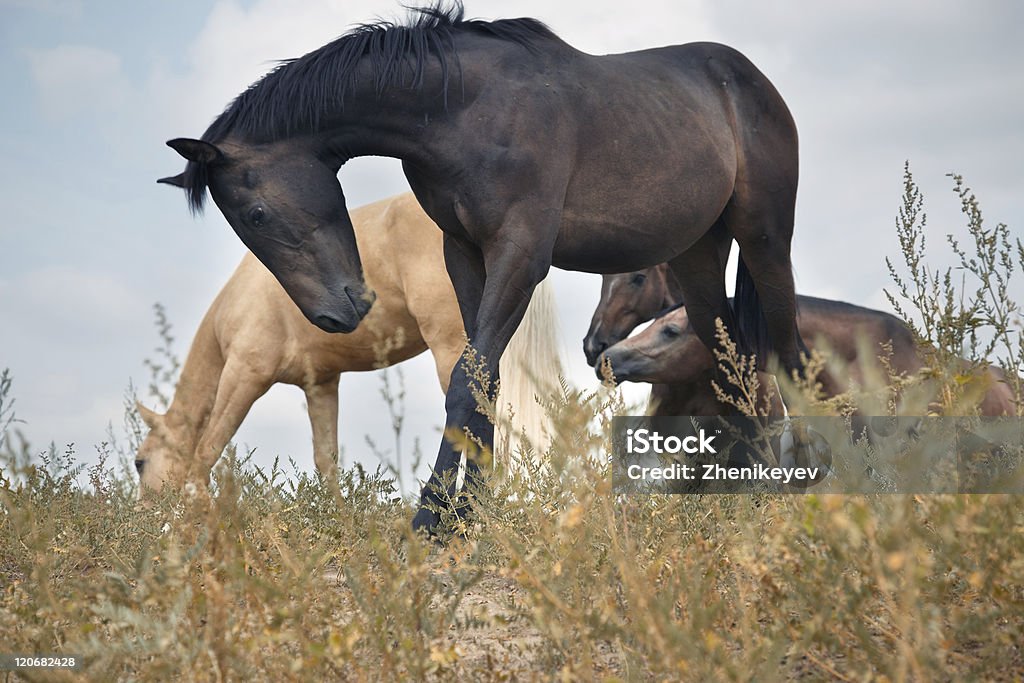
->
[795,296,921,373]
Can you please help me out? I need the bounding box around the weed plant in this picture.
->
[1,170,1021,681]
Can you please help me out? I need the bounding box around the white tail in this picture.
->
[494,278,564,479]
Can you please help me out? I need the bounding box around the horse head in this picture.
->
[134,401,191,493]
[584,264,683,366]
[160,137,375,334]
[597,306,714,385]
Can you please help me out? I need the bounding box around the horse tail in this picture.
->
[732,253,807,363]
[494,278,564,479]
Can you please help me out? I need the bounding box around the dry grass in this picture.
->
[2,414,1023,681]
[1,169,1022,681]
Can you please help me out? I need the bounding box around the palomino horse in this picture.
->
[135,193,562,492]
[159,4,805,532]
[598,294,1018,417]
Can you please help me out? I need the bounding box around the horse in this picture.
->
[135,193,562,492]
[584,264,683,366]
[158,3,805,532]
[597,293,1018,417]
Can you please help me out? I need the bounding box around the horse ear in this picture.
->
[157,173,185,188]
[136,401,163,428]
[166,138,224,164]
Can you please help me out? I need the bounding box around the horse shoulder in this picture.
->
[352,194,417,300]
[382,193,451,306]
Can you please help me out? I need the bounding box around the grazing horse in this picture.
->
[159,3,804,532]
[598,294,1018,417]
[135,193,562,492]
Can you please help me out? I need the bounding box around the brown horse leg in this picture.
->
[719,140,803,379]
[191,360,273,482]
[429,342,464,395]
[722,183,818,465]
[665,222,735,366]
[304,376,340,479]
[733,237,803,377]
[667,225,773,463]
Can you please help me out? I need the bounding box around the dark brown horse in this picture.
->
[599,295,1018,417]
[584,264,684,366]
[158,3,804,532]
[584,262,700,366]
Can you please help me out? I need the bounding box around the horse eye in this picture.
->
[630,273,647,286]
[662,325,681,338]
[249,206,266,227]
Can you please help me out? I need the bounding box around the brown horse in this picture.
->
[599,294,1018,417]
[584,264,683,366]
[135,193,562,492]
[159,4,805,532]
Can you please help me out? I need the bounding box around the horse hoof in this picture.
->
[412,507,441,535]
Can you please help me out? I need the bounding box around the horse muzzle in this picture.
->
[312,286,375,333]
[584,337,609,367]
[347,285,376,319]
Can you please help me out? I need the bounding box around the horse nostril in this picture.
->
[344,285,375,316]
[585,339,609,366]
[135,459,145,474]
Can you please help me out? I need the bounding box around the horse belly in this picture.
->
[551,205,720,274]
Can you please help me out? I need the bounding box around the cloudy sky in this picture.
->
[1,0,1021,490]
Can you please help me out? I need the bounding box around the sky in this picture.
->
[1,0,1021,491]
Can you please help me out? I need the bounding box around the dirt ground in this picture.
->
[319,565,621,678]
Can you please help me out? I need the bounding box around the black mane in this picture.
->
[181,1,555,213]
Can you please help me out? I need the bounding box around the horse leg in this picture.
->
[667,225,772,462]
[412,235,486,532]
[404,274,466,395]
[719,175,818,467]
[304,376,340,480]
[192,360,273,483]
[665,222,735,369]
[720,169,804,381]
[736,244,803,376]
[412,232,551,533]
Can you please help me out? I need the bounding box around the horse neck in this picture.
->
[161,306,225,451]
[314,39,555,166]
[309,62,454,166]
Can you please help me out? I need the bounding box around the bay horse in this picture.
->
[135,193,562,492]
[598,293,1018,417]
[584,264,684,366]
[159,3,804,532]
